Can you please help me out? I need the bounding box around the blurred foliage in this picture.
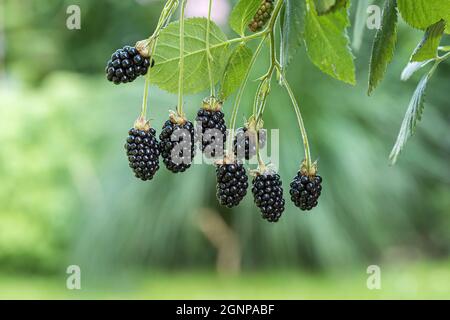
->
[0,0,449,280]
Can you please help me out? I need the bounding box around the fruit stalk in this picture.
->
[206,0,215,97]
[281,77,312,172]
[226,37,266,156]
[177,0,187,116]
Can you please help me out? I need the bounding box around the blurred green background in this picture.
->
[0,0,449,299]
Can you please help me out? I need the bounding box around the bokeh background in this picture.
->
[0,0,449,299]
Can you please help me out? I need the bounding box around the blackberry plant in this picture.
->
[108,0,450,221]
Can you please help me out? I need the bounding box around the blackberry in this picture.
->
[248,0,274,32]
[233,127,266,161]
[252,171,285,222]
[105,45,154,85]
[159,114,195,173]
[216,161,248,208]
[125,123,160,181]
[290,172,322,211]
[196,97,226,159]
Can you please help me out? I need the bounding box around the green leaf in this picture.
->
[397,0,450,34]
[368,0,398,95]
[313,0,347,15]
[411,20,446,62]
[219,44,253,100]
[280,0,306,73]
[229,0,262,36]
[150,18,229,95]
[389,73,430,164]
[304,0,355,84]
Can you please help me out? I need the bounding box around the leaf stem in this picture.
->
[206,0,215,97]
[177,0,187,116]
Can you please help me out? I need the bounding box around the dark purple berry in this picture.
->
[106,45,155,84]
[159,118,195,173]
[252,172,285,222]
[196,107,226,159]
[125,127,160,181]
[233,127,266,161]
[216,163,248,208]
[290,172,322,211]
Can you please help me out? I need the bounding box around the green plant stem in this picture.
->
[280,75,312,171]
[140,76,151,118]
[141,0,179,119]
[226,37,266,157]
[206,0,215,97]
[177,0,187,116]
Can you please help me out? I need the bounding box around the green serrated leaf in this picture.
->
[397,0,450,34]
[280,0,306,73]
[411,20,446,62]
[219,44,253,100]
[304,0,355,85]
[389,73,430,164]
[368,0,398,95]
[150,18,229,95]
[229,0,262,36]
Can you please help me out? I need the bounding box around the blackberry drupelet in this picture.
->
[252,171,285,222]
[159,115,195,173]
[105,45,154,85]
[248,0,274,32]
[125,126,160,181]
[196,98,227,159]
[290,173,322,211]
[216,162,248,208]
[233,127,266,161]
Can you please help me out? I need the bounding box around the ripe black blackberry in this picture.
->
[159,113,195,173]
[216,161,248,208]
[248,0,274,32]
[125,119,160,181]
[290,172,322,211]
[252,171,285,222]
[105,45,154,85]
[233,127,266,161]
[196,97,226,159]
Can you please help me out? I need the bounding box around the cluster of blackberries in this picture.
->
[216,163,248,208]
[160,119,196,173]
[233,127,266,160]
[125,128,160,181]
[249,0,274,32]
[196,101,227,159]
[252,172,285,222]
[290,173,322,211]
[106,46,154,84]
